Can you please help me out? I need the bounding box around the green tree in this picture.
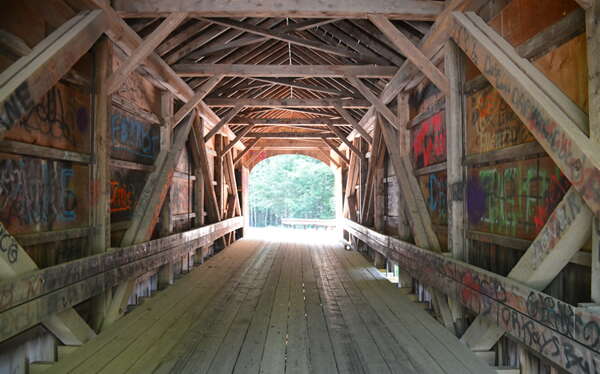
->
[249,155,335,226]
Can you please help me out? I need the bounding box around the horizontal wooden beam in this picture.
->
[343,219,600,374]
[113,0,444,20]
[205,98,371,108]
[0,140,92,163]
[0,217,243,342]
[244,132,337,138]
[173,64,398,78]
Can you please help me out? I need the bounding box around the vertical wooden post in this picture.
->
[445,39,468,333]
[158,91,173,237]
[394,97,412,242]
[158,90,174,289]
[89,36,111,331]
[586,1,600,303]
[215,135,226,219]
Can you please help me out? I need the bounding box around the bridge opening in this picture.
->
[248,154,336,230]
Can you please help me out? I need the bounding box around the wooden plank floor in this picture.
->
[46,229,495,374]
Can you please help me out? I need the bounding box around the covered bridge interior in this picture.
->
[0,0,599,373]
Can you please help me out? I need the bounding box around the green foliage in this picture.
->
[249,154,335,226]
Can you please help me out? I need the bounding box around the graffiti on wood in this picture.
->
[467,86,535,155]
[111,108,160,164]
[0,224,19,264]
[4,84,91,153]
[0,154,88,234]
[411,111,446,169]
[467,157,570,240]
[418,171,447,225]
[110,168,147,222]
[452,14,600,217]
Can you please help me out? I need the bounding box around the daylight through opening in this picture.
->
[249,154,335,229]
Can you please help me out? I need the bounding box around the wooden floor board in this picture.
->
[46,231,494,374]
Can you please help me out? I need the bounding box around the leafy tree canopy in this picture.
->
[249,154,335,226]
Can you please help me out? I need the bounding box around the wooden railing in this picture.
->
[0,217,243,342]
[343,218,600,374]
[281,218,336,230]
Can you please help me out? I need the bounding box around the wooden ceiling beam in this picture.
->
[304,26,388,65]
[204,98,370,108]
[114,0,444,20]
[156,20,211,56]
[174,64,397,78]
[200,18,371,62]
[328,21,406,66]
[185,18,282,61]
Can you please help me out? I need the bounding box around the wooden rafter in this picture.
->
[201,18,373,62]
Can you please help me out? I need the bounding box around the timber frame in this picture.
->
[0,1,599,373]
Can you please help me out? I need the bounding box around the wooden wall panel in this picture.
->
[533,34,589,113]
[110,108,160,164]
[487,0,579,47]
[466,157,570,240]
[411,111,446,169]
[466,86,534,155]
[0,154,89,235]
[172,176,192,215]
